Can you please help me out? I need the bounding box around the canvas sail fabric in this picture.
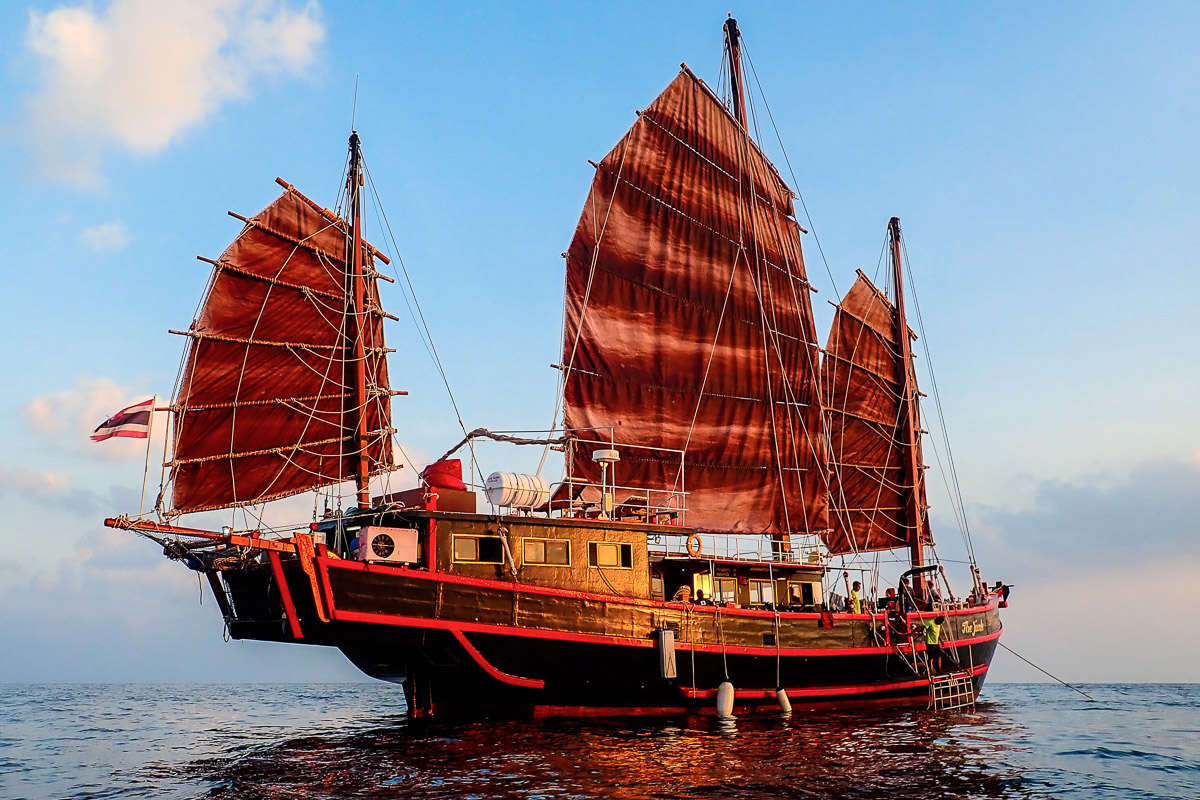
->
[168,187,393,515]
[561,68,827,536]
[821,272,932,554]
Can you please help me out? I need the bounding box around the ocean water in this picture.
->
[0,684,1196,799]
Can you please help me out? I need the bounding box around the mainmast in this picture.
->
[888,218,926,581]
[348,131,371,509]
[723,16,748,128]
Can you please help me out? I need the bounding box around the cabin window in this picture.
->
[715,577,738,605]
[452,534,504,564]
[588,541,633,569]
[523,538,570,566]
[748,579,775,605]
[788,581,816,608]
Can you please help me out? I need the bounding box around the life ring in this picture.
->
[685,534,703,558]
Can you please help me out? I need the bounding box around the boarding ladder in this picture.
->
[879,614,977,711]
[928,644,976,711]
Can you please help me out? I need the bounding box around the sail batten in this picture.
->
[562,69,826,536]
[168,185,394,516]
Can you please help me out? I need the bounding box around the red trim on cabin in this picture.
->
[680,663,989,699]
[450,629,545,689]
[691,557,825,570]
[268,550,303,640]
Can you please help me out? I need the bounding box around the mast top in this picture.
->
[723,16,748,128]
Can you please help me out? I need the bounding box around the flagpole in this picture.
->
[138,396,157,516]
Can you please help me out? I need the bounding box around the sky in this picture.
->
[0,0,1198,685]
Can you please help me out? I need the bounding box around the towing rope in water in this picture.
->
[998,642,1094,701]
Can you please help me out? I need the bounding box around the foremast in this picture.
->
[157,133,397,518]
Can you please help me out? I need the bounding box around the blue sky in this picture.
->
[1,0,1197,684]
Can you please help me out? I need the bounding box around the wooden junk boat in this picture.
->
[107,18,1004,717]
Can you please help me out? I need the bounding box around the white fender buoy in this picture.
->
[776,688,792,714]
[716,681,735,718]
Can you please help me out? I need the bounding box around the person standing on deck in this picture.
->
[850,581,863,614]
[920,615,946,674]
[900,578,917,613]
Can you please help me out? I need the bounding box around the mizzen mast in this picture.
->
[888,217,927,582]
[723,16,748,128]
[347,131,371,509]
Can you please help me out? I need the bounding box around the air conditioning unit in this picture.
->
[357,526,420,564]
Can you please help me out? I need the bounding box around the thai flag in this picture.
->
[92,398,155,442]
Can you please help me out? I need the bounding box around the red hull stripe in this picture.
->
[680,663,989,699]
[320,556,999,622]
[532,706,691,719]
[326,605,1000,657]
[450,629,545,689]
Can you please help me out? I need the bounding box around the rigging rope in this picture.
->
[740,41,840,299]
[434,428,576,467]
[361,159,493,507]
[901,237,978,566]
[998,642,1094,701]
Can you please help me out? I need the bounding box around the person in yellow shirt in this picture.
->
[850,581,863,614]
[921,615,946,673]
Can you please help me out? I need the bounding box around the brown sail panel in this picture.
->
[168,186,394,515]
[821,272,932,554]
[561,68,826,535]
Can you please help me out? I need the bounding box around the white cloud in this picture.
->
[81,220,130,251]
[970,457,1200,682]
[22,377,161,461]
[23,0,325,187]
[0,463,70,498]
[993,557,1200,683]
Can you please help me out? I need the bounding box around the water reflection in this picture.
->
[183,706,1029,799]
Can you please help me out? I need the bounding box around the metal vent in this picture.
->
[370,533,395,559]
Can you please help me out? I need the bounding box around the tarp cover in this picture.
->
[169,188,393,514]
[561,68,826,535]
[821,272,931,554]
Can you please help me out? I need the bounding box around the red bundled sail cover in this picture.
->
[169,187,393,514]
[421,459,467,491]
[821,273,932,554]
[561,68,827,536]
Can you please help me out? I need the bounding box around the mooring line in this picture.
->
[998,642,1094,701]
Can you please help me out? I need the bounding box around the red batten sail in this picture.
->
[821,272,932,554]
[168,185,394,515]
[561,68,827,535]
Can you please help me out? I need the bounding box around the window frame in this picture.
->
[450,534,505,565]
[787,580,818,608]
[586,540,634,570]
[748,578,775,606]
[521,537,571,567]
[715,577,739,605]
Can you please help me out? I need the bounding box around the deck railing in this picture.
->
[646,532,826,565]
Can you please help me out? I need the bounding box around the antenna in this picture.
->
[351,75,360,130]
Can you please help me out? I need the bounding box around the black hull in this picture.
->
[339,628,997,717]
[219,554,1002,718]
